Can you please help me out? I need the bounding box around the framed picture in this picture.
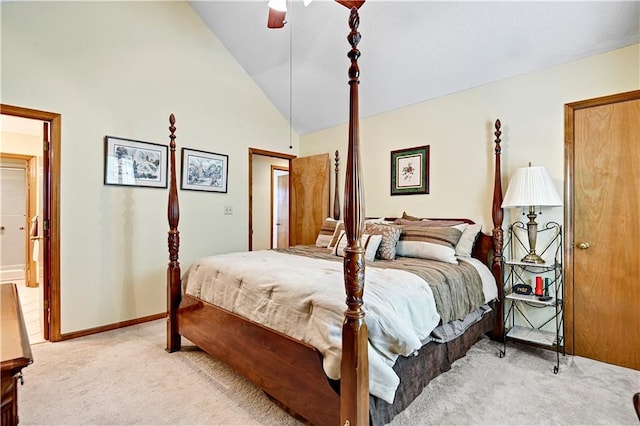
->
[390,145,429,195]
[180,148,229,193]
[104,136,168,188]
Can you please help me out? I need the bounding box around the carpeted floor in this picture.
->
[19,319,640,425]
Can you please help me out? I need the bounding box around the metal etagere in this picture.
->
[499,221,565,374]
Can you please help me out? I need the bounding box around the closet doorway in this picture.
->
[248,148,295,251]
[0,154,41,342]
[1,104,62,342]
[564,90,640,370]
[248,149,330,251]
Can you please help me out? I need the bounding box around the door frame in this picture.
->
[248,148,296,251]
[563,89,640,355]
[1,104,62,342]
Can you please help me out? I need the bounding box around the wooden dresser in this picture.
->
[1,283,33,426]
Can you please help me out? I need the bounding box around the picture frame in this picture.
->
[180,147,229,193]
[104,136,168,188]
[390,145,429,195]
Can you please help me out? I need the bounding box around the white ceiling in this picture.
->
[189,0,639,135]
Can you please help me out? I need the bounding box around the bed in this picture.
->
[166,6,505,426]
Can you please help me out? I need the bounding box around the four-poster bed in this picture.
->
[166,6,504,426]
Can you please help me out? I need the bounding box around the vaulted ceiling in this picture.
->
[189,1,639,135]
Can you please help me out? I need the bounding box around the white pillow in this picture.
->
[332,230,383,262]
[455,223,482,257]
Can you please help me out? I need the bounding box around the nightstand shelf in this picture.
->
[505,292,559,307]
[506,325,564,347]
[499,221,565,374]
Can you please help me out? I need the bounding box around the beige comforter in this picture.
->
[182,246,490,403]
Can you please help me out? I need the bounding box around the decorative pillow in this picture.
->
[332,231,383,262]
[364,223,402,260]
[315,218,341,248]
[401,211,422,221]
[395,225,464,264]
[364,217,386,224]
[393,218,466,227]
[455,223,482,257]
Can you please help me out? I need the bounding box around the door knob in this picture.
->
[577,242,590,249]
[19,227,25,230]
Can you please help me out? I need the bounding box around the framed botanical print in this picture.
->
[390,145,429,195]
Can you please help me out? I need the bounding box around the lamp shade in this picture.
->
[268,0,287,12]
[502,166,562,208]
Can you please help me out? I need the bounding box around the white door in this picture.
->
[273,168,289,248]
[0,158,27,277]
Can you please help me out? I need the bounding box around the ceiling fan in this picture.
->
[267,0,365,29]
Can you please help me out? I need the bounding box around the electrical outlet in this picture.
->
[224,206,233,215]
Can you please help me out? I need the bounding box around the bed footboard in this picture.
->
[178,294,340,426]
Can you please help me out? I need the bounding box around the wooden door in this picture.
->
[565,90,640,370]
[290,153,330,246]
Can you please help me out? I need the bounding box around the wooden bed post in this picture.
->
[166,114,181,353]
[341,7,368,426]
[491,119,505,340]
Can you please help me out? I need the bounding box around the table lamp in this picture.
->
[502,165,562,264]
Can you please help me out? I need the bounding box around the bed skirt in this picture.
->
[369,304,497,425]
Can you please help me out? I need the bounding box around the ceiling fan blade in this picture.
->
[335,0,365,9]
[267,7,287,28]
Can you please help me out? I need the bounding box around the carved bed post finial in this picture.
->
[491,118,504,340]
[167,113,181,353]
[334,150,341,220]
[341,7,369,426]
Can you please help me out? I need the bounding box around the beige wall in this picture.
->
[1,1,299,334]
[301,44,639,231]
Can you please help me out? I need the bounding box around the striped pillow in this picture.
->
[327,222,346,251]
[315,218,341,248]
[332,231,383,262]
[395,225,463,264]
[393,218,466,227]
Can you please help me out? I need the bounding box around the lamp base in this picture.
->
[521,252,546,264]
